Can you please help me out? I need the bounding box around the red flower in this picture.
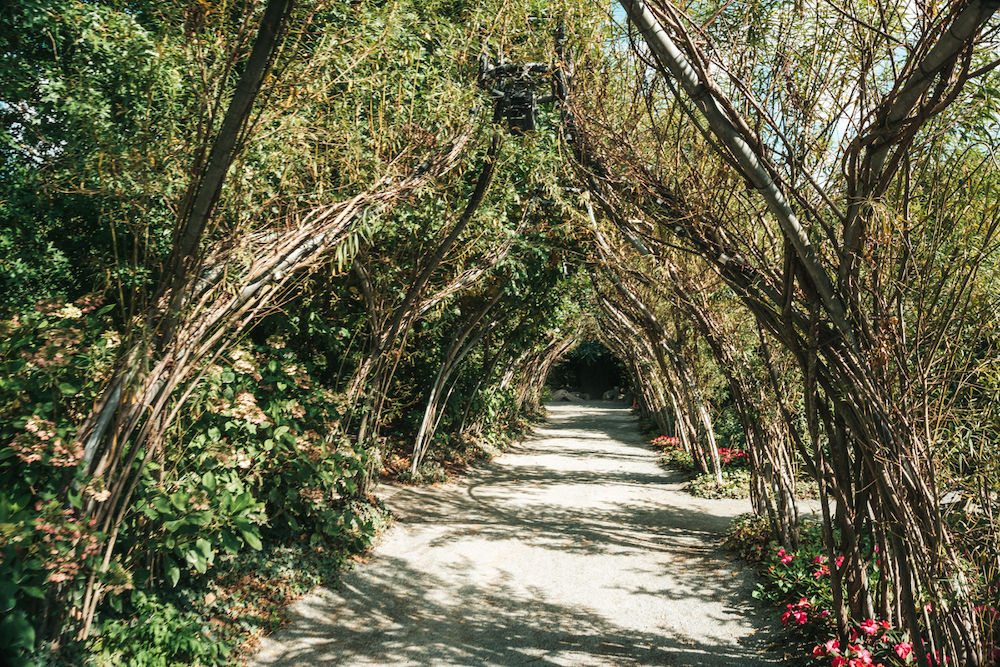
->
[895,642,912,659]
[860,619,879,635]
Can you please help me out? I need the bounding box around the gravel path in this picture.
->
[251,402,780,666]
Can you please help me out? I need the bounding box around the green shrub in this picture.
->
[659,447,696,472]
[724,513,774,563]
[688,469,751,499]
[91,590,229,667]
[397,462,448,484]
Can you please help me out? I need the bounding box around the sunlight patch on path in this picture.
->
[251,402,779,666]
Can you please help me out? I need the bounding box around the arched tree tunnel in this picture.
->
[2,0,999,663]
[546,340,628,401]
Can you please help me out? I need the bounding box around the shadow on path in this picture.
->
[252,402,780,666]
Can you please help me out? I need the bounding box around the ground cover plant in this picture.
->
[729,519,1000,666]
[650,435,751,499]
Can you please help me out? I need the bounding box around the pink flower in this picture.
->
[781,553,794,564]
[814,645,826,657]
[825,639,840,653]
[793,609,808,624]
[895,642,912,659]
[835,554,845,568]
[814,564,830,578]
[851,646,872,664]
[813,555,826,564]
[860,619,879,635]
[832,658,847,667]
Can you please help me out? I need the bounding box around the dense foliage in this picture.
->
[0,0,605,663]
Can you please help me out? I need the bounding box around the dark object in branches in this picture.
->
[479,58,557,134]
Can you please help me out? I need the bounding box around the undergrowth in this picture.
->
[30,517,389,667]
[724,514,1000,666]
[687,470,752,499]
[649,435,751,499]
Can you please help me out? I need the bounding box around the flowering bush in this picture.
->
[650,435,750,476]
[163,337,373,554]
[747,521,956,667]
[717,446,749,467]
[0,303,382,663]
[651,435,680,448]
[0,296,123,659]
[650,435,696,471]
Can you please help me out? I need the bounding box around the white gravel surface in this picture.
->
[251,402,781,666]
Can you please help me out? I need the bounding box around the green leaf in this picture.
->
[221,371,235,383]
[241,529,262,550]
[151,497,172,514]
[220,531,241,555]
[0,609,35,651]
[163,519,185,532]
[230,492,251,514]
[96,304,116,315]
[58,382,79,396]
[196,538,213,556]
[164,556,180,587]
[169,491,189,511]
[187,511,211,527]
[0,580,16,612]
[202,472,216,492]
[185,548,207,574]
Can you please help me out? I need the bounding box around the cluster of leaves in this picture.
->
[650,435,696,472]
[0,299,388,665]
[744,521,1000,666]
[650,435,751,498]
[724,513,773,563]
[687,469,751,499]
[0,296,123,662]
